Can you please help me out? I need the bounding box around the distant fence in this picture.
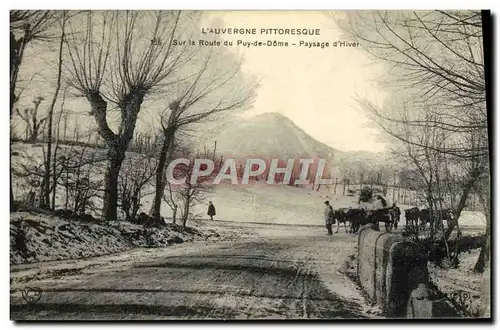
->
[357,224,458,318]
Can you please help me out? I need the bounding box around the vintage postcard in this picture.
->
[9,10,491,320]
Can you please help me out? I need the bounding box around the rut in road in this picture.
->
[11,237,370,320]
[11,270,366,319]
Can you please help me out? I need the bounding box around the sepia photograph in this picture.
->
[8,8,492,321]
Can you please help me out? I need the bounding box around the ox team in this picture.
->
[323,188,454,236]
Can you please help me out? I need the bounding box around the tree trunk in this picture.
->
[182,198,190,229]
[172,205,177,224]
[85,87,143,220]
[131,195,140,220]
[44,12,66,208]
[31,123,39,142]
[102,149,125,221]
[10,120,17,212]
[63,113,68,140]
[474,194,490,273]
[64,161,69,210]
[10,29,29,212]
[150,126,176,218]
[10,175,16,211]
[474,235,489,273]
[444,178,476,241]
[213,141,217,162]
[51,135,59,210]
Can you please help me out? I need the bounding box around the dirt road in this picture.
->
[10,221,381,320]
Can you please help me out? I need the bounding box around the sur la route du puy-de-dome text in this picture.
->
[165,27,360,49]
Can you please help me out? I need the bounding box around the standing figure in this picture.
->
[207,201,216,220]
[324,201,335,236]
[391,203,401,229]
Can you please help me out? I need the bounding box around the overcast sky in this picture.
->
[201,11,389,152]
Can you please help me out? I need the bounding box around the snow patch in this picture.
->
[10,211,219,265]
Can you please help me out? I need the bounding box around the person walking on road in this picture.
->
[207,201,216,221]
[391,203,401,229]
[324,201,335,236]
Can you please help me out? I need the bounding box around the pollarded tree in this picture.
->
[65,10,193,221]
[149,31,257,218]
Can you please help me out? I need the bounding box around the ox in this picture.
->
[346,208,367,234]
[333,208,350,233]
[419,208,455,230]
[404,207,420,227]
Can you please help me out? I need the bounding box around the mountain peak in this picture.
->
[213,112,337,160]
[251,112,290,121]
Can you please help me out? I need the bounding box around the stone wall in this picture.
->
[357,224,430,318]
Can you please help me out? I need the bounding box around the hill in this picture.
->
[211,112,339,161]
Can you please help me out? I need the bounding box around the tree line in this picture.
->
[10,10,257,227]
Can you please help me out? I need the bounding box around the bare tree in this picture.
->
[174,154,213,229]
[10,10,58,115]
[42,11,67,209]
[15,96,46,141]
[64,153,103,216]
[366,101,487,241]
[10,10,62,212]
[472,175,490,273]
[158,136,191,224]
[65,10,191,221]
[163,180,180,224]
[338,10,486,160]
[51,87,70,210]
[338,11,486,133]
[393,109,451,242]
[129,131,162,155]
[118,154,157,221]
[13,128,103,213]
[338,10,489,270]
[55,134,105,216]
[149,45,256,218]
